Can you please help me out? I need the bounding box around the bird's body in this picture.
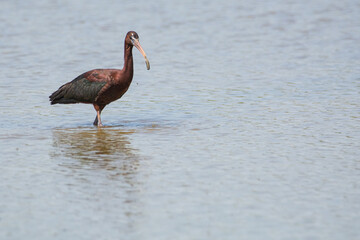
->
[50,69,131,106]
[49,31,150,126]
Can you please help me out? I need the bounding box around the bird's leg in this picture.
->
[93,104,104,127]
[93,114,102,126]
[96,111,103,127]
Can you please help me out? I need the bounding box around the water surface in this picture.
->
[1,0,360,239]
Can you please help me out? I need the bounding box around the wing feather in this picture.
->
[49,70,110,104]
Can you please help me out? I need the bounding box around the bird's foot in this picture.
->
[93,121,103,127]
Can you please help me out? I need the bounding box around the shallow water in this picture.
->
[1,0,360,239]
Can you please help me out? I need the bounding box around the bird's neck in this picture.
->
[123,44,134,76]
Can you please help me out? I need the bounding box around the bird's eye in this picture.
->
[132,33,138,39]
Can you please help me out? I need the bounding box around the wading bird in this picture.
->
[49,31,150,126]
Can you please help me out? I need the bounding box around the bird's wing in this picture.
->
[49,70,111,104]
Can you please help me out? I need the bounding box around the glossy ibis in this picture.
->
[49,31,150,126]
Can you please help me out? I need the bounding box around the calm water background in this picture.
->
[1,0,360,239]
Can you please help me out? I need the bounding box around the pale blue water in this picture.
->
[1,0,360,239]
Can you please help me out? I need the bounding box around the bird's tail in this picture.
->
[49,83,77,104]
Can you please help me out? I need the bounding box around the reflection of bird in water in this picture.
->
[51,127,140,177]
[51,127,144,232]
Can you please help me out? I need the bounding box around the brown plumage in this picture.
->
[49,31,150,126]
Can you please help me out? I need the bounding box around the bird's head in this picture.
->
[126,31,150,70]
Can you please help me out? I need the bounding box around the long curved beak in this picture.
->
[132,39,150,70]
